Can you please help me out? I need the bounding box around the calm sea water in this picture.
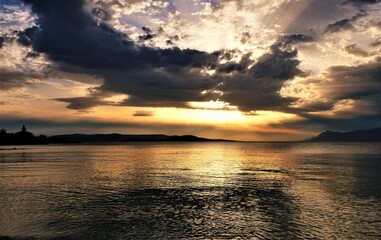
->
[0,142,380,239]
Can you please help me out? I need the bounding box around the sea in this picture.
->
[0,142,380,239]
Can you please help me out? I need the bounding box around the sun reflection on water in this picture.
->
[1,143,380,239]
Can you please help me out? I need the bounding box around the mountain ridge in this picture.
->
[307,127,381,142]
[49,133,233,143]
[0,127,234,145]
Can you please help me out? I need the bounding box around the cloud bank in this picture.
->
[0,0,380,138]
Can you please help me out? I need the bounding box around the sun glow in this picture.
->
[103,94,129,103]
[79,106,302,132]
[188,100,237,110]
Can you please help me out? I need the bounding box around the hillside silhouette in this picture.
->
[307,127,381,142]
[0,126,232,145]
[50,134,231,143]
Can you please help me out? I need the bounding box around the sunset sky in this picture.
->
[0,0,380,141]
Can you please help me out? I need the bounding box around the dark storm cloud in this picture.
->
[133,111,154,117]
[344,0,381,6]
[138,26,157,41]
[326,19,355,33]
[54,96,109,110]
[294,102,337,113]
[215,33,313,77]
[119,34,309,111]
[298,58,381,114]
[291,58,381,130]
[0,68,40,90]
[251,45,301,80]
[216,51,252,74]
[54,87,125,110]
[275,60,381,130]
[271,113,381,134]
[322,59,381,100]
[280,34,314,45]
[21,0,216,71]
[19,0,311,113]
[122,96,189,108]
[17,26,39,46]
[345,44,369,57]
[218,35,312,112]
[101,67,216,109]
[138,33,156,41]
[19,0,219,106]
[325,11,367,33]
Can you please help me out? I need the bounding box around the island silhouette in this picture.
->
[50,133,232,143]
[0,126,231,145]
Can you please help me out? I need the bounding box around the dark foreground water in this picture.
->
[0,142,380,239]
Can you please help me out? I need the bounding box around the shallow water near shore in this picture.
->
[1,142,380,239]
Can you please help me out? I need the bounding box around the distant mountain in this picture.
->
[0,126,234,145]
[307,127,381,142]
[50,134,232,143]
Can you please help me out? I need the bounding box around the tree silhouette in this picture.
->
[0,126,49,145]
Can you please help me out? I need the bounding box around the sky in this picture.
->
[0,0,380,141]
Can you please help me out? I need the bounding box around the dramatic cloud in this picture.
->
[321,59,380,102]
[345,44,370,57]
[0,1,36,36]
[55,96,109,110]
[325,12,367,33]
[218,35,312,112]
[281,58,381,122]
[15,0,313,113]
[344,0,381,6]
[0,68,40,90]
[0,39,50,91]
[1,0,380,139]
